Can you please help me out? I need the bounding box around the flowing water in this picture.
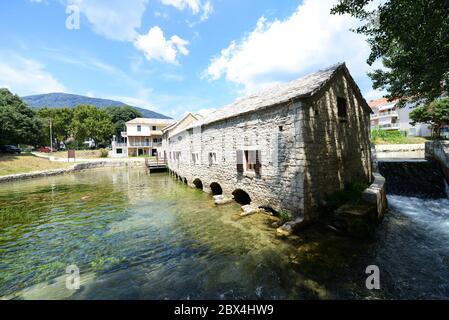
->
[0,167,448,300]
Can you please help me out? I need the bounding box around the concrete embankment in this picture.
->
[375,144,425,159]
[0,160,146,184]
[425,140,449,183]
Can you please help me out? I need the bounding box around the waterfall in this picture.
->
[378,159,448,199]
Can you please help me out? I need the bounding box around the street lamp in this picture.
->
[49,118,53,153]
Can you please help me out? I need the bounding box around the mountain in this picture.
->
[22,93,171,119]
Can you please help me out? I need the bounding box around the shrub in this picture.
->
[278,211,291,224]
[324,181,369,210]
[99,149,109,158]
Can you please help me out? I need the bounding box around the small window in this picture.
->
[245,150,256,172]
[152,126,157,131]
[116,148,123,154]
[237,150,262,175]
[208,152,217,165]
[192,153,199,164]
[278,126,284,132]
[137,125,142,132]
[337,97,348,119]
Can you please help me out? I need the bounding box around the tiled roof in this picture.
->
[187,63,361,128]
[126,118,176,125]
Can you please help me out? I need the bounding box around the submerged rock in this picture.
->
[331,203,378,238]
[214,195,234,205]
[240,204,260,216]
[276,217,307,236]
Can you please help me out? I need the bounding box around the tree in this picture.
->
[70,105,115,148]
[331,0,449,106]
[37,107,74,148]
[410,98,449,137]
[105,106,142,139]
[0,88,43,146]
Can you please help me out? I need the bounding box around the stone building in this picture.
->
[161,63,373,221]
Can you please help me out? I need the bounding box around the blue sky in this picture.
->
[0,0,383,118]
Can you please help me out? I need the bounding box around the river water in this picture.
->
[0,168,448,299]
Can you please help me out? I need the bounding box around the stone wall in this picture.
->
[165,101,307,216]
[425,140,449,183]
[0,160,145,184]
[163,71,372,220]
[301,71,372,215]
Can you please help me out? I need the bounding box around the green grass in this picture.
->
[0,154,72,176]
[371,129,430,145]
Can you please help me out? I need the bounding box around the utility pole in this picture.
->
[49,118,53,153]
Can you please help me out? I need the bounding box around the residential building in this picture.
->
[160,113,202,159]
[369,98,432,136]
[111,118,175,157]
[162,63,373,221]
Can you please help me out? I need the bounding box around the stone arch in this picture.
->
[183,177,188,184]
[232,189,251,205]
[210,182,223,196]
[193,178,204,190]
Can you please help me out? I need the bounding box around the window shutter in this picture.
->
[236,150,244,173]
[255,150,262,175]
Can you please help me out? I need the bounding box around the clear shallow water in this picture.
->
[0,168,448,299]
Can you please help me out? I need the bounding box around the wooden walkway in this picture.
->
[145,157,168,173]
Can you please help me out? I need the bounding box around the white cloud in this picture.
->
[0,53,66,95]
[69,0,148,41]
[160,0,213,20]
[134,26,189,64]
[200,1,213,21]
[204,0,373,93]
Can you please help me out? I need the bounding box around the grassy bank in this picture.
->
[371,130,430,145]
[0,154,72,176]
[38,150,105,159]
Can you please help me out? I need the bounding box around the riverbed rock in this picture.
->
[332,203,378,238]
[240,205,261,216]
[276,217,307,236]
[214,195,234,205]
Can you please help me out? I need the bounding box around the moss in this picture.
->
[278,211,291,224]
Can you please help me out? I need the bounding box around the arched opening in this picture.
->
[193,179,203,190]
[178,175,183,182]
[183,178,188,184]
[210,182,223,196]
[232,189,251,205]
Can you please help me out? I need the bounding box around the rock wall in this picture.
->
[301,71,372,215]
[166,101,307,216]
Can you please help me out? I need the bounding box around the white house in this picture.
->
[111,118,175,157]
[369,98,432,136]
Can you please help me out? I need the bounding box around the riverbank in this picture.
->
[0,154,146,183]
[0,154,72,177]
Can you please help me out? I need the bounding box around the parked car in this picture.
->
[37,146,52,153]
[0,145,21,154]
